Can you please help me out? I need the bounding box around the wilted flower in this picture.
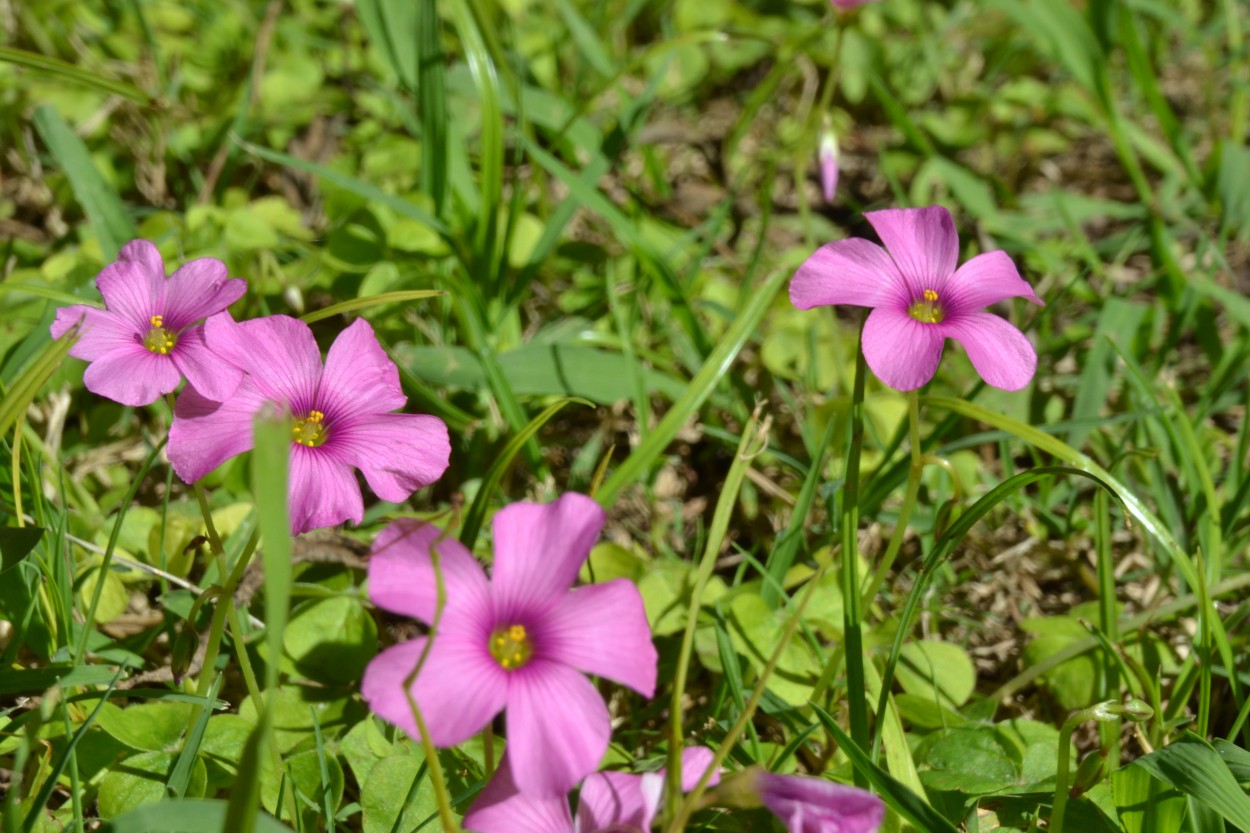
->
[755,771,884,833]
[167,314,449,535]
[790,205,1043,391]
[361,494,657,797]
[50,240,246,406]
[463,747,718,833]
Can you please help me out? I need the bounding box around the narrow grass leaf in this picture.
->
[596,266,787,506]
[762,417,837,607]
[458,397,594,551]
[0,47,149,104]
[101,799,291,833]
[298,291,445,324]
[0,283,104,308]
[1130,733,1250,831]
[0,330,77,443]
[32,106,136,260]
[417,0,448,213]
[812,704,959,833]
[0,664,119,697]
[553,0,615,77]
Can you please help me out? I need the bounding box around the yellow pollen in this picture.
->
[908,288,945,324]
[143,323,177,354]
[489,623,534,670]
[292,410,329,447]
[150,314,164,326]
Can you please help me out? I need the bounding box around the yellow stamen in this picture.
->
[489,623,534,670]
[143,319,177,354]
[908,288,945,324]
[150,314,164,326]
[292,410,329,447]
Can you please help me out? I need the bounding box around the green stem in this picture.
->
[664,408,770,827]
[861,390,922,608]
[1223,0,1247,144]
[1094,489,1120,772]
[665,563,828,833]
[1051,700,1152,833]
[841,321,869,786]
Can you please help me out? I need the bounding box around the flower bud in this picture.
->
[819,125,840,205]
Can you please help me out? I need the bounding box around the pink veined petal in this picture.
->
[170,324,244,402]
[317,318,407,420]
[491,494,605,616]
[463,757,574,833]
[329,413,450,503]
[506,661,611,797]
[939,312,1038,391]
[941,250,1042,315]
[161,257,245,330]
[542,580,656,698]
[96,260,163,330]
[576,770,653,833]
[81,346,181,407]
[789,239,909,311]
[117,239,165,278]
[52,306,139,361]
[288,445,364,535]
[361,635,506,746]
[755,772,885,833]
[861,306,946,392]
[368,519,491,625]
[206,314,323,410]
[864,206,960,296]
[168,376,268,483]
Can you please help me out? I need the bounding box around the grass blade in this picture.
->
[299,290,446,324]
[0,47,149,104]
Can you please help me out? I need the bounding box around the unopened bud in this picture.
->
[818,125,840,205]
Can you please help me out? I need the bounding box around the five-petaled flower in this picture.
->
[790,205,1043,391]
[50,239,247,406]
[166,314,450,535]
[463,747,718,833]
[755,771,884,833]
[361,494,657,797]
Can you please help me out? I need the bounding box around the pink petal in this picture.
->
[790,239,908,310]
[117,239,166,278]
[206,313,322,410]
[362,635,506,746]
[676,746,720,792]
[288,445,364,535]
[170,325,243,402]
[463,757,574,833]
[53,306,138,361]
[81,347,181,406]
[330,413,450,503]
[942,250,1042,315]
[576,771,654,833]
[940,312,1038,391]
[861,306,946,391]
[491,494,605,616]
[506,661,611,796]
[542,580,656,697]
[755,772,885,833]
[96,260,162,330]
[161,258,246,330]
[168,377,268,482]
[368,519,490,625]
[317,318,407,420]
[864,206,959,294]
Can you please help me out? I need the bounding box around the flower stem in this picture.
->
[860,390,922,610]
[1051,699,1152,833]
[403,537,460,833]
[841,322,869,787]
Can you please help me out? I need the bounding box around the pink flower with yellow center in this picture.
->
[790,205,1043,391]
[361,494,657,797]
[50,239,246,406]
[166,314,449,535]
[754,771,884,833]
[462,748,719,833]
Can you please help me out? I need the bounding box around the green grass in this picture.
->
[2,1,1250,831]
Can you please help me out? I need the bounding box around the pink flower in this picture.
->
[50,239,246,406]
[755,772,884,833]
[463,747,718,833]
[360,494,657,797]
[790,206,1043,391]
[166,314,449,535]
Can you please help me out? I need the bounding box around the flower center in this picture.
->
[292,410,329,447]
[488,624,533,670]
[907,288,945,324]
[143,315,177,354]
